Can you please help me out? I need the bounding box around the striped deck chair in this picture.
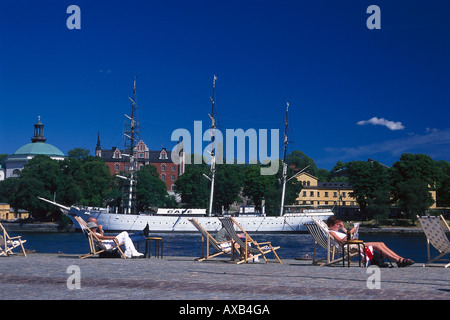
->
[304,218,359,266]
[218,217,282,265]
[74,216,126,259]
[0,222,27,257]
[189,218,235,261]
[417,215,450,268]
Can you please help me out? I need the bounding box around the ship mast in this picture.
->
[279,102,289,216]
[124,78,138,214]
[207,75,217,217]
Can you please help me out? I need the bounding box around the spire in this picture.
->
[31,116,47,143]
[95,132,102,157]
[96,132,101,150]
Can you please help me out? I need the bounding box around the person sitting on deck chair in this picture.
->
[215,227,259,262]
[326,216,414,268]
[86,220,144,258]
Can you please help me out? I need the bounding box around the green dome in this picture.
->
[13,142,64,157]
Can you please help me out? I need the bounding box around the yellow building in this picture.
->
[295,172,437,210]
[295,172,357,207]
[0,203,30,221]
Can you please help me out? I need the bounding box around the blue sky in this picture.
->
[1,0,449,170]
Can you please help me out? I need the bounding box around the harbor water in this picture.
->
[9,231,434,264]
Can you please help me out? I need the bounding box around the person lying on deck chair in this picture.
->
[326,216,414,268]
[87,217,150,242]
[86,220,144,258]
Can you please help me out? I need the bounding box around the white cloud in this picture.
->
[357,117,405,131]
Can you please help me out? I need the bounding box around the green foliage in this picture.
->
[174,157,210,209]
[1,146,448,223]
[136,164,175,211]
[213,163,245,212]
[346,160,391,219]
[391,154,438,220]
[242,160,302,216]
[0,149,114,220]
[436,160,450,207]
[286,150,318,176]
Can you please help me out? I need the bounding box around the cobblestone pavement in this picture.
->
[1,253,449,301]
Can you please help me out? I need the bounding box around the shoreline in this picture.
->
[1,221,74,233]
[1,221,436,234]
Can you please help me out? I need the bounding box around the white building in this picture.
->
[5,117,65,178]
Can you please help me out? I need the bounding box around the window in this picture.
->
[302,191,306,197]
[333,192,337,198]
[309,191,314,197]
[325,192,328,197]
[317,192,320,197]
[161,165,165,171]
[161,174,165,181]
[171,175,175,181]
[172,166,175,171]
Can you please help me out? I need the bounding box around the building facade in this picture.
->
[296,172,357,208]
[0,203,30,220]
[95,137,185,192]
[295,171,437,214]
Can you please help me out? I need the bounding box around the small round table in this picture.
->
[145,237,163,258]
[343,240,365,267]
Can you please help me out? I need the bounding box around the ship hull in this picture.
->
[64,207,333,233]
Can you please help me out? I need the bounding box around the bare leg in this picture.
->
[366,242,403,262]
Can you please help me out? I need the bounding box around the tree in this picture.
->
[67,148,90,161]
[242,164,275,212]
[136,164,175,211]
[18,155,64,220]
[391,154,438,219]
[286,151,318,177]
[213,163,244,212]
[77,157,112,207]
[242,161,302,215]
[346,160,390,219]
[174,157,210,209]
[436,160,450,207]
[396,178,434,219]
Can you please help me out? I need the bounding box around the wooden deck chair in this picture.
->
[74,216,126,259]
[303,221,339,265]
[305,218,358,266]
[417,215,450,268]
[218,217,282,265]
[189,218,235,261]
[0,222,27,257]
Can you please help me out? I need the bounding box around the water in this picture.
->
[10,231,435,263]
